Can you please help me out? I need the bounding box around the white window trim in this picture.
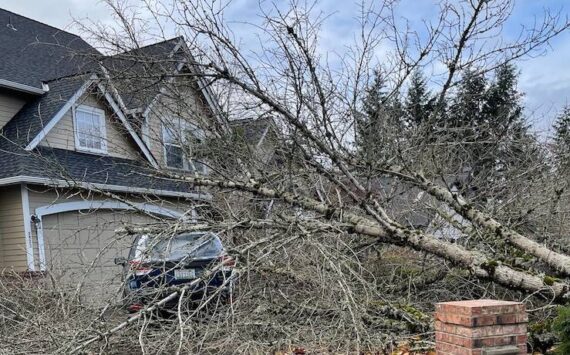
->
[162,119,207,173]
[162,123,183,169]
[20,184,35,271]
[73,104,108,154]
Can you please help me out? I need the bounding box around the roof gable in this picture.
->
[102,37,183,112]
[39,90,141,160]
[1,74,158,167]
[1,75,90,146]
[102,38,227,131]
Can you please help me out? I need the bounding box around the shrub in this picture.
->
[553,306,570,354]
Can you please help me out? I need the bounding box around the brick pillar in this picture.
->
[435,299,528,355]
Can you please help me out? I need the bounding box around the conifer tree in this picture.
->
[445,69,488,176]
[444,65,534,202]
[357,70,403,164]
[405,70,433,126]
[553,106,570,169]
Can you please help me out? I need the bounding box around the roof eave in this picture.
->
[0,175,211,200]
[0,79,46,95]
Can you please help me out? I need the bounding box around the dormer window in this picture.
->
[73,105,107,154]
[162,120,207,173]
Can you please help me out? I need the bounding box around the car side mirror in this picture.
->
[114,257,127,266]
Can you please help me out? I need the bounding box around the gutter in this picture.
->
[0,79,47,95]
[0,175,212,201]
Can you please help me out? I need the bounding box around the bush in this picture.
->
[553,306,570,354]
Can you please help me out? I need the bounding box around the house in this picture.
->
[0,8,235,295]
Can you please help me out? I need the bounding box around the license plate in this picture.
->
[174,269,196,280]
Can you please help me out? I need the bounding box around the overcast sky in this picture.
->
[1,0,569,134]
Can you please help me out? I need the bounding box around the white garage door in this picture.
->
[41,209,159,302]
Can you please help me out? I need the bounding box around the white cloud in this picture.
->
[0,0,108,33]
[519,36,570,133]
[1,0,569,131]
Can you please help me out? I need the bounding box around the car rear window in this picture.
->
[140,232,223,261]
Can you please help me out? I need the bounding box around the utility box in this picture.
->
[434,299,528,354]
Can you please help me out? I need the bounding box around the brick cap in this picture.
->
[437,299,522,307]
[436,299,526,323]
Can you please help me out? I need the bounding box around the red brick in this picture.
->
[436,299,525,317]
[435,312,528,326]
[435,300,528,355]
[435,322,526,337]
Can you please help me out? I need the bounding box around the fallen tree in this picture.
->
[9,0,570,353]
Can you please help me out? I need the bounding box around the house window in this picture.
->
[162,120,207,173]
[74,105,107,154]
[163,125,184,169]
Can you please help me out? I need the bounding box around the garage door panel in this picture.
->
[54,233,94,252]
[77,212,98,222]
[58,212,80,228]
[42,209,156,300]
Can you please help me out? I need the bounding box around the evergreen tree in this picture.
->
[405,70,433,126]
[481,64,527,180]
[446,69,488,175]
[553,106,570,169]
[445,65,534,202]
[361,70,388,130]
[483,63,523,134]
[448,69,487,131]
[357,70,403,164]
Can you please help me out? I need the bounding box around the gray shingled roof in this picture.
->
[102,38,182,111]
[0,142,202,196]
[0,8,99,89]
[1,75,89,146]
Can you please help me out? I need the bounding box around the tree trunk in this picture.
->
[167,173,570,299]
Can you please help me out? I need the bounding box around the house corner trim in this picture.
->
[20,184,35,271]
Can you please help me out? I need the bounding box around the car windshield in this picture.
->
[133,233,223,262]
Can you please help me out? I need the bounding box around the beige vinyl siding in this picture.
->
[39,92,141,160]
[144,80,212,167]
[0,91,26,130]
[146,107,167,166]
[0,186,28,271]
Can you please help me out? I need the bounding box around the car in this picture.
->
[114,231,236,313]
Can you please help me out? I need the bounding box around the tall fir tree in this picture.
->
[446,69,488,175]
[481,64,527,178]
[483,63,524,134]
[357,70,403,164]
[553,106,570,170]
[405,70,433,126]
[445,65,534,203]
[449,69,487,130]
